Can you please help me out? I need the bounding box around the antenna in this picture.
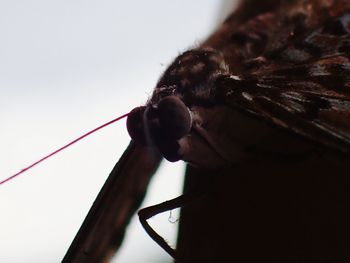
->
[1,112,129,185]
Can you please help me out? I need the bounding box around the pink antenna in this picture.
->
[1,112,130,185]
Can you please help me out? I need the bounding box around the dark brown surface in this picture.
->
[177,146,350,263]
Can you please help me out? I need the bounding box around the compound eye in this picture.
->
[126,106,147,144]
[158,96,192,140]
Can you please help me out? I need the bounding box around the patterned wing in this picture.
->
[217,9,350,153]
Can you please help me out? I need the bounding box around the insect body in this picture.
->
[127,49,243,168]
[129,4,350,163]
[65,1,350,262]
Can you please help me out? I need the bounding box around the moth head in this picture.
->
[127,48,231,166]
[126,96,192,161]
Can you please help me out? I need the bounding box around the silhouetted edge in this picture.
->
[62,142,162,263]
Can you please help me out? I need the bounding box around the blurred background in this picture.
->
[0,1,236,262]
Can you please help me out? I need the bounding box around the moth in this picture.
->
[64,0,350,262]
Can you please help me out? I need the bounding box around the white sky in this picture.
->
[0,1,233,262]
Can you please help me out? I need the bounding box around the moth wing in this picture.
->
[220,13,350,153]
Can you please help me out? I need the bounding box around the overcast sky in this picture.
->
[0,1,234,262]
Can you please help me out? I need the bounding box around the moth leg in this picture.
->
[138,191,201,259]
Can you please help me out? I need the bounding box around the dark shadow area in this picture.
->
[177,149,350,262]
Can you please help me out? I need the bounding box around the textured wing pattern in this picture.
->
[218,9,350,153]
